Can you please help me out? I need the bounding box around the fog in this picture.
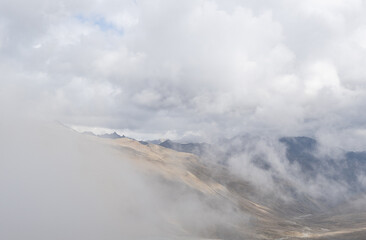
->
[0,118,243,239]
[2,0,366,238]
[205,134,366,207]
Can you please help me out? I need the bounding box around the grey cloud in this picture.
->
[1,0,366,142]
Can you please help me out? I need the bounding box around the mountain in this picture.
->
[99,131,124,139]
[146,139,166,145]
[82,131,125,139]
[160,136,366,198]
[280,136,366,195]
[159,139,210,156]
[93,135,366,239]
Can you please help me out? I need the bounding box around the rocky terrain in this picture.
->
[92,135,366,239]
[3,122,365,240]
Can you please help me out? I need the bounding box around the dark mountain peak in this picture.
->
[279,136,319,175]
[99,132,124,139]
[159,139,211,157]
[160,139,174,147]
[279,136,317,151]
[345,151,366,160]
[138,140,149,145]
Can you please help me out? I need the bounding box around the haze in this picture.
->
[2,0,366,239]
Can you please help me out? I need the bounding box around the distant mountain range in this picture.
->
[87,133,366,239]
[83,131,125,139]
[159,139,211,157]
[158,136,366,203]
[280,136,366,194]
[75,128,366,239]
[83,130,366,201]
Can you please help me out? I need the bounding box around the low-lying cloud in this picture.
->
[3,1,366,238]
[0,118,246,239]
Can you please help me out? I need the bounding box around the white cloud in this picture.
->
[2,0,366,142]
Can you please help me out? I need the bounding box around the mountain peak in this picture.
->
[99,132,124,139]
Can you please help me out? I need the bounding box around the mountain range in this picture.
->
[84,132,366,239]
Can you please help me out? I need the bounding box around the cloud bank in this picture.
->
[1,0,366,145]
[0,118,245,239]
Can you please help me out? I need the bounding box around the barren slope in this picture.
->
[93,136,366,239]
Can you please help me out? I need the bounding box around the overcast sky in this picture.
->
[1,0,366,144]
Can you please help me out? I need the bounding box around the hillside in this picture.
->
[93,135,366,239]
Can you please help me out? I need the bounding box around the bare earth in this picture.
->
[93,136,366,240]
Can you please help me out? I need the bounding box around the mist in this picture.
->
[0,118,244,239]
[2,0,366,239]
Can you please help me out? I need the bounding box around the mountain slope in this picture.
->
[92,136,366,239]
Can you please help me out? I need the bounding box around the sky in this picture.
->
[3,2,366,238]
[2,0,366,146]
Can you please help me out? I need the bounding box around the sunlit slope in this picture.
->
[92,136,366,239]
